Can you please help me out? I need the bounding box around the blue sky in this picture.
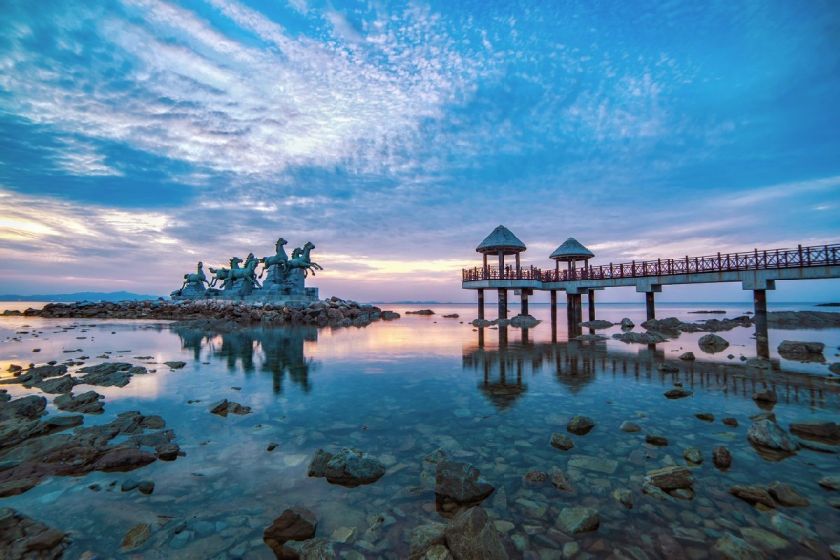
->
[1,0,839,302]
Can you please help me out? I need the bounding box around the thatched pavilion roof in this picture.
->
[550,238,594,261]
[476,225,526,255]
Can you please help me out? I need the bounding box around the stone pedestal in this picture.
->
[171,281,207,300]
[263,266,306,296]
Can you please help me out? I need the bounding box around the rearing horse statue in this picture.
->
[281,241,323,277]
[259,237,289,279]
[181,261,209,290]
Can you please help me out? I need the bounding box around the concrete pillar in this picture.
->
[482,253,488,275]
[498,289,507,320]
[477,289,485,320]
[567,293,582,337]
[515,252,521,278]
[645,292,655,320]
[550,290,558,342]
[498,251,504,279]
[588,289,595,321]
[521,290,529,316]
[754,289,769,359]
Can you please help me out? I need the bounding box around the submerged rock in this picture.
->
[323,448,385,487]
[263,507,317,559]
[556,507,599,534]
[121,523,151,550]
[444,507,508,560]
[644,466,693,491]
[698,334,729,353]
[683,447,703,465]
[54,391,104,414]
[579,320,613,329]
[729,485,775,508]
[0,507,68,559]
[567,415,595,435]
[768,482,810,507]
[619,421,641,433]
[209,399,251,416]
[714,533,762,560]
[713,446,732,469]
[435,461,495,508]
[747,418,799,460]
[549,433,574,450]
[664,388,692,399]
[789,422,840,445]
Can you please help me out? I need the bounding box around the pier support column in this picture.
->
[754,289,769,359]
[588,289,595,321]
[550,290,558,342]
[521,290,529,316]
[567,293,582,337]
[477,289,485,321]
[645,292,655,321]
[498,289,507,320]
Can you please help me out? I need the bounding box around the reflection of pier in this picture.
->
[171,324,318,393]
[464,227,840,358]
[465,329,839,408]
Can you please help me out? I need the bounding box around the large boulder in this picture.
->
[556,507,599,534]
[777,340,825,362]
[435,461,495,508]
[443,507,509,560]
[509,314,540,328]
[698,334,729,353]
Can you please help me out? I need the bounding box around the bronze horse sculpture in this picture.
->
[259,237,289,279]
[181,261,209,290]
[210,254,261,289]
[280,241,323,277]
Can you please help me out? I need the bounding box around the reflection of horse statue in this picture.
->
[181,261,209,290]
[259,237,288,279]
[280,241,323,277]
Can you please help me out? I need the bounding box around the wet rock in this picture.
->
[435,461,495,507]
[645,434,668,447]
[619,421,641,432]
[644,466,693,491]
[729,485,775,508]
[574,334,607,342]
[556,507,599,534]
[713,533,762,560]
[679,352,695,361]
[738,527,789,552]
[819,475,840,490]
[35,375,80,394]
[263,508,317,559]
[789,421,840,445]
[767,482,809,507]
[620,318,634,329]
[164,361,186,369]
[209,399,251,416]
[307,449,333,478]
[698,334,729,353]
[93,446,157,471]
[549,433,574,450]
[444,506,509,560]
[713,446,732,469]
[77,362,137,387]
[522,471,548,485]
[567,454,618,474]
[509,314,540,328]
[777,340,825,362]
[442,314,459,319]
[121,523,151,550]
[406,309,434,315]
[579,320,613,329]
[683,447,703,465]
[321,448,385,487]
[612,488,633,509]
[0,395,46,421]
[769,512,818,544]
[566,415,595,435]
[0,507,68,559]
[612,331,666,344]
[751,389,777,404]
[695,412,714,422]
[155,443,180,461]
[409,522,446,559]
[54,391,104,414]
[381,311,400,320]
[723,417,739,427]
[664,388,692,399]
[747,418,799,459]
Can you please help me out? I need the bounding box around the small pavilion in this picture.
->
[475,225,527,320]
[549,238,596,325]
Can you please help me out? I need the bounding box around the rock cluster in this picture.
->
[19,297,399,328]
[307,448,386,487]
[0,507,68,559]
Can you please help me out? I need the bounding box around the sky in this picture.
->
[1,0,839,303]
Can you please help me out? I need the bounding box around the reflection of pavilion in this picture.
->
[464,327,840,408]
[171,324,318,393]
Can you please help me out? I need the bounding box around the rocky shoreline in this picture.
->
[3,297,400,328]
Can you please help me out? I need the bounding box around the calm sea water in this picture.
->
[0,302,838,558]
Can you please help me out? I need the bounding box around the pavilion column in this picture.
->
[588,289,595,321]
[477,289,485,320]
[482,253,488,276]
[521,289,529,316]
[498,251,504,279]
[515,252,521,278]
[645,292,656,321]
[754,289,769,359]
[498,289,507,320]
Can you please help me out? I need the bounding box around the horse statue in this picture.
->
[259,237,289,279]
[181,261,209,290]
[228,253,262,288]
[209,256,243,288]
[281,241,323,277]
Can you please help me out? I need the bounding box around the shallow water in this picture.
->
[0,302,839,558]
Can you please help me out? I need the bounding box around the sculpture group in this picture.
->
[171,237,321,303]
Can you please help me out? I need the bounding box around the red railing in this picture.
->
[462,243,840,283]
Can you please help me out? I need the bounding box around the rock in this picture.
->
[644,466,693,491]
[645,434,669,446]
[409,522,446,559]
[435,461,495,507]
[423,544,453,560]
[769,512,818,544]
[658,364,679,373]
[381,311,401,320]
[307,449,333,477]
[619,421,641,432]
[209,399,251,416]
[767,482,809,507]
[522,471,548,485]
[713,446,732,469]
[263,508,317,558]
[566,415,595,435]
[549,468,573,492]
[93,446,157,471]
[683,447,703,464]
[612,331,666,344]
[442,314,459,319]
[830,363,840,375]
[0,507,68,558]
[679,352,695,361]
[321,448,385,487]
[729,485,775,508]
[567,454,618,474]
[54,391,104,414]
[35,375,80,394]
[747,418,799,459]
[620,318,634,329]
[164,361,187,369]
[777,340,825,362]
[738,527,789,551]
[695,412,714,422]
[612,488,633,509]
[819,475,840,490]
[789,421,840,445]
[751,389,777,404]
[406,309,435,315]
[77,362,135,387]
[137,480,155,495]
[698,334,729,353]
[550,433,574,450]
[444,507,508,560]
[509,314,540,328]
[579,320,613,329]
[713,533,763,560]
[574,334,607,342]
[121,523,151,550]
[723,417,739,427]
[664,388,692,399]
[556,507,599,534]
[156,443,180,461]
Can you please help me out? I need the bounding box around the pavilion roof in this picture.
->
[550,238,594,261]
[476,225,526,254]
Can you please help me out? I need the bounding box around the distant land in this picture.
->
[0,291,160,302]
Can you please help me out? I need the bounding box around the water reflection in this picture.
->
[172,324,318,393]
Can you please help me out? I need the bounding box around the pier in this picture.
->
[462,226,840,356]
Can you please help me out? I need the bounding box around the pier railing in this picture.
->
[463,243,840,283]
